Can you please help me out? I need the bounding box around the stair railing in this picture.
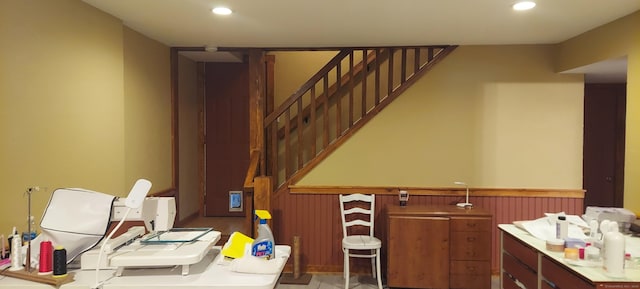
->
[264,46,456,191]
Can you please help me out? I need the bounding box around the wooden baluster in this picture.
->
[310,86,316,157]
[284,108,291,178]
[401,48,407,83]
[323,75,329,147]
[375,49,380,105]
[414,48,420,74]
[388,48,394,95]
[348,51,354,128]
[297,97,303,169]
[361,49,367,117]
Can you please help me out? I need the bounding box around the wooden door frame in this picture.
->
[169,46,206,222]
[169,48,271,230]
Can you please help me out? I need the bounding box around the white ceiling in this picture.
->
[82,0,640,81]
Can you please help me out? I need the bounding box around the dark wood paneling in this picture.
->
[272,190,583,274]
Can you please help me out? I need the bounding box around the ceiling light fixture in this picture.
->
[212,7,232,15]
[513,1,536,11]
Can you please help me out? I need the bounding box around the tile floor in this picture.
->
[275,273,500,289]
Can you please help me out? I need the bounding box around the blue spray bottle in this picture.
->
[251,210,275,260]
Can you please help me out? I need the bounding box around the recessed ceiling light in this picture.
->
[212,7,232,15]
[513,1,536,11]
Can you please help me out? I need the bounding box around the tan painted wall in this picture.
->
[270,51,338,105]
[0,1,172,235]
[556,11,640,214]
[123,27,172,192]
[178,55,201,220]
[298,45,584,189]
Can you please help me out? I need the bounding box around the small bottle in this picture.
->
[252,210,275,260]
[556,216,568,240]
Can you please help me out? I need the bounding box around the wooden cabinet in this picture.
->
[386,205,492,289]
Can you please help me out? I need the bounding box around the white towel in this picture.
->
[229,255,285,274]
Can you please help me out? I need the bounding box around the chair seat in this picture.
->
[342,235,382,250]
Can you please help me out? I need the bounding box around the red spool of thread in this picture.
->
[38,240,53,275]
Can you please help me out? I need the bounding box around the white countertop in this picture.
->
[499,224,640,283]
[0,245,291,289]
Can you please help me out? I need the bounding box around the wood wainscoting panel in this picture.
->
[274,187,584,275]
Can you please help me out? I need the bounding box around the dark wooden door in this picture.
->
[583,83,626,208]
[204,62,249,217]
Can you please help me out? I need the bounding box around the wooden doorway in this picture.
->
[583,83,626,208]
[204,62,250,217]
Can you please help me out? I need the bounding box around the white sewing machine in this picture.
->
[80,197,220,276]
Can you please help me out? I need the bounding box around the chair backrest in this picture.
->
[339,194,375,238]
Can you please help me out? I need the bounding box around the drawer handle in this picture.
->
[467,223,477,228]
[467,237,476,242]
[466,266,477,271]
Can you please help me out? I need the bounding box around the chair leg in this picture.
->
[344,249,349,289]
[371,250,376,278]
[375,249,383,289]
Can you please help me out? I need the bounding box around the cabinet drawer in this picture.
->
[503,251,537,289]
[502,273,523,289]
[541,256,593,289]
[450,261,490,289]
[503,231,537,271]
[451,217,491,232]
[450,231,491,260]
[542,280,555,289]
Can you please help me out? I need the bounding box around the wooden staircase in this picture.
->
[261,46,457,192]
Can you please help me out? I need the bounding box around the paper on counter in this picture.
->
[520,215,588,241]
[544,212,590,228]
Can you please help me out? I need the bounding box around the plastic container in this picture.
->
[564,247,579,260]
[565,238,586,248]
[603,221,625,277]
[546,238,565,252]
[252,210,275,260]
[585,246,601,261]
[556,216,568,240]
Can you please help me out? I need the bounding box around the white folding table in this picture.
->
[0,245,291,289]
